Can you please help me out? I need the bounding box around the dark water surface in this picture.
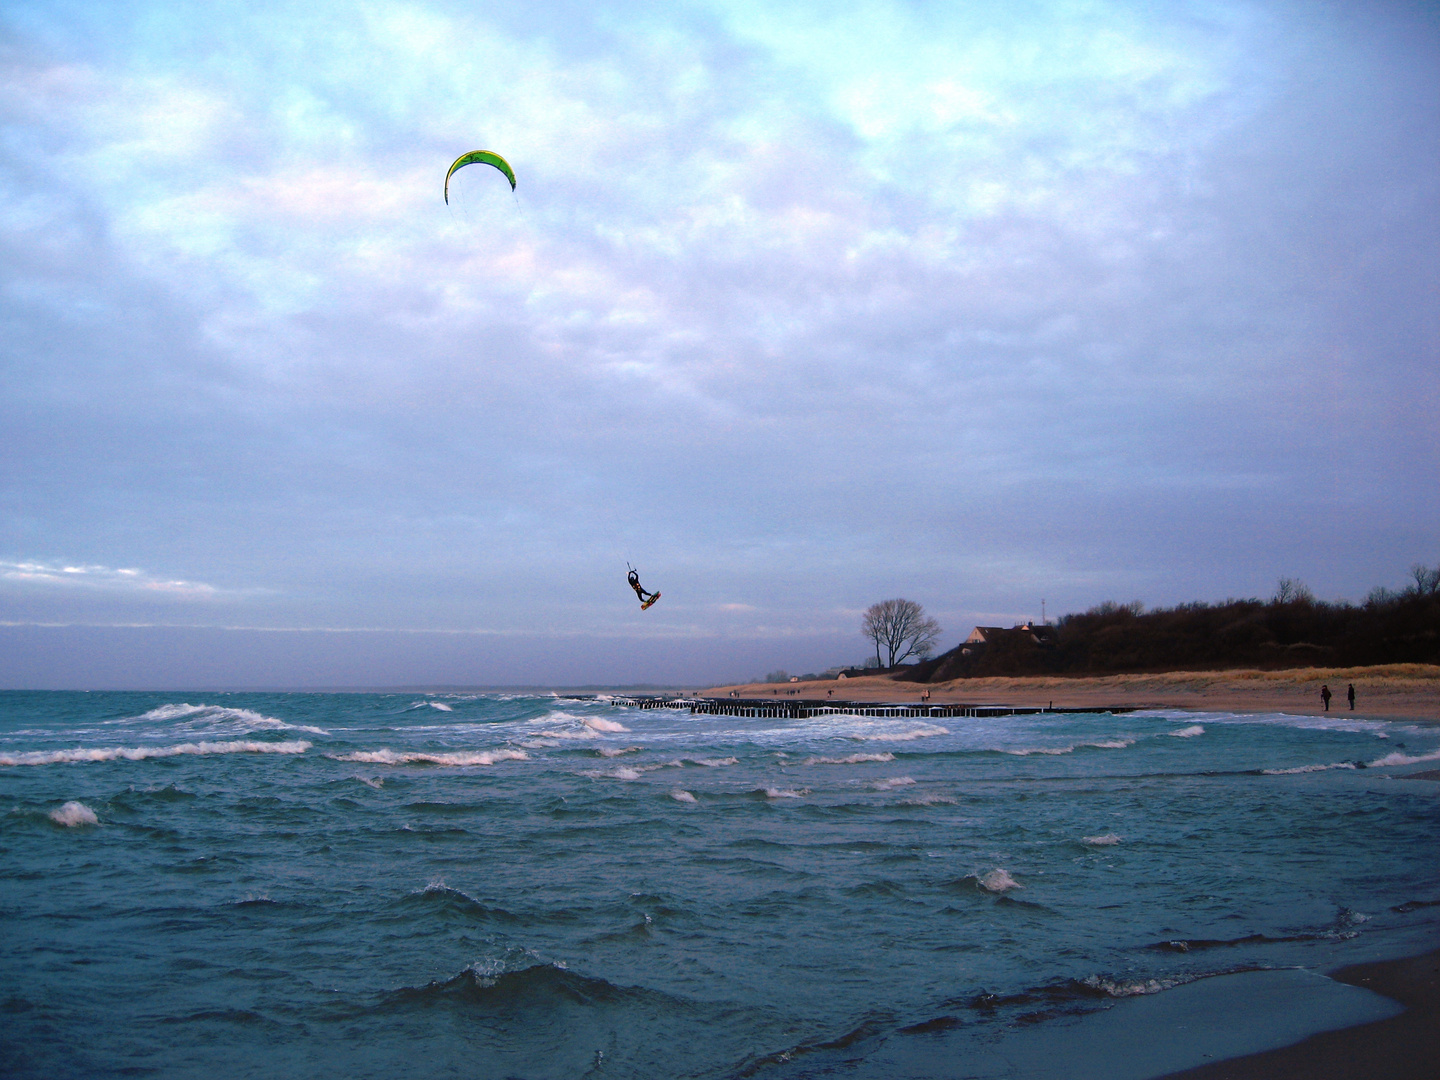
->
[2,691,1437,1078]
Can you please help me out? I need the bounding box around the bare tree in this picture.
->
[1274,578,1315,604]
[1410,563,1440,596]
[861,599,942,668]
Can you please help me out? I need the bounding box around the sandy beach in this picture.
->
[704,664,1440,722]
[1158,947,1440,1080]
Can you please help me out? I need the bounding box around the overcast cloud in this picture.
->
[2,0,1436,687]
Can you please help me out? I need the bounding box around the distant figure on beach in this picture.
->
[1321,684,1332,711]
[1348,683,1356,710]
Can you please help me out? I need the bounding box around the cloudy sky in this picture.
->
[2,0,1436,687]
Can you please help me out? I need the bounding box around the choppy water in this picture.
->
[2,690,1437,1079]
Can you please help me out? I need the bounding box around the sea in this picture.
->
[2,690,1437,1079]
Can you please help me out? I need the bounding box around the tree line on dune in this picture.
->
[898,564,1440,681]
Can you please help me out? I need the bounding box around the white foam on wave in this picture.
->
[900,793,957,806]
[762,787,808,799]
[871,776,916,790]
[1262,762,1359,774]
[596,746,642,758]
[803,752,895,765]
[583,716,629,733]
[582,766,644,781]
[1082,833,1122,846]
[1371,748,1440,767]
[850,725,948,742]
[124,703,328,735]
[49,801,98,827]
[329,748,527,766]
[1,740,312,766]
[1169,725,1205,738]
[427,702,454,712]
[670,789,697,803]
[687,756,738,767]
[1082,973,1187,997]
[979,868,1021,892]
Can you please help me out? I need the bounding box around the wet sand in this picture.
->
[1158,948,1440,1080]
[704,664,1440,722]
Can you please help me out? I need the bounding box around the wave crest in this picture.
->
[49,801,98,826]
[328,748,527,766]
[2,740,311,766]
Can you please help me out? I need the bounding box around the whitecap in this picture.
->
[49,801,98,827]
[669,789,697,803]
[900,794,957,806]
[1169,725,1205,738]
[1262,762,1358,775]
[762,787,808,799]
[581,766,643,781]
[979,868,1021,892]
[122,703,328,735]
[1082,833,1122,846]
[328,748,527,766]
[688,756,738,767]
[850,725,948,742]
[803,753,895,765]
[583,717,629,733]
[870,776,916,790]
[596,746,642,758]
[427,702,454,712]
[1370,748,1440,768]
[1,740,312,766]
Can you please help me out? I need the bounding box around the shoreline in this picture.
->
[1157,947,1440,1080]
[703,664,1440,722]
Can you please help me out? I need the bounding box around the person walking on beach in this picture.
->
[1321,684,1332,712]
[1348,683,1356,710]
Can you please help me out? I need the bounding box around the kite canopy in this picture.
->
[444,150,516,204]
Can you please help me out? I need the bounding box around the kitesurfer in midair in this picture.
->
[627,564,659,608]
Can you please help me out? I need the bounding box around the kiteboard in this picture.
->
[641,593,661,611]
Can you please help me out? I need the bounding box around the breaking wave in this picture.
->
[670,789,697,803]
[2,740,312,766]
[583,716,629,733]
[803,753,895,765]
[1169,725,1205,738]
[328,748,527,766]
[49,801,98,826]
[850,725,948,742]
[1370,748,1440,767]
[1082,833,1122,846]
[978,868,1021,892]
[870,776,915,790]
[124,703,329,736]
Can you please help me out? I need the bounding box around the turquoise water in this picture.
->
[2,691,1437,1078]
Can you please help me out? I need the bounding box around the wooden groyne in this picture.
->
[611,697,1141,719]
